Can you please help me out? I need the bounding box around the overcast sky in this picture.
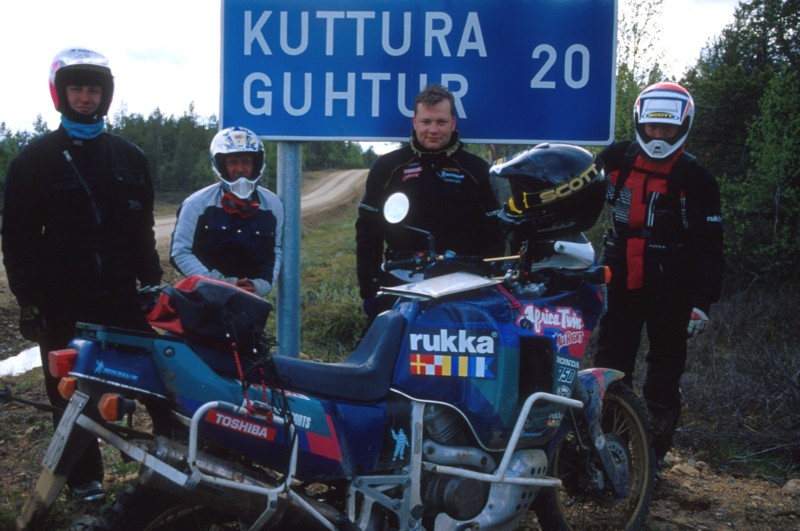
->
[1,0,741,137]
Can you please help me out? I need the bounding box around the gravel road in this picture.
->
[154,168,368,240]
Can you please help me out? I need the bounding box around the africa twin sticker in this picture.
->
[408,328,497,379]
[517,304,584,334]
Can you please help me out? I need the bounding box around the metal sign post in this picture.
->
[275,142,302,358]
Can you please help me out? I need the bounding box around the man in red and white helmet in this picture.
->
[2,47,163,500]
[594,82,724,465]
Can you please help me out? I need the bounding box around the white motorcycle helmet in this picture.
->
[634,82,695,159]
[49,47,114,124]
[210,126,266,199]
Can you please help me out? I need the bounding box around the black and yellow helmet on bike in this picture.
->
[490,143,606,240]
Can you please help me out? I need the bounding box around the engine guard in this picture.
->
[433,449,549,530]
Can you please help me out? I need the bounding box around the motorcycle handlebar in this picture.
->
[544,265,610,285]
[382,251,441,273]
[382,258,422,272]
[382,252,610,286]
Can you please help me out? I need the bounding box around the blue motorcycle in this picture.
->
[19,145,656,530]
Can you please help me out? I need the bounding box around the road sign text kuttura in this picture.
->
[221,0,617,145]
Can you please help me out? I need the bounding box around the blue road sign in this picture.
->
[221,0,617,144]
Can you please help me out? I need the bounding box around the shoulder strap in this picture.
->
[667,151,696,198]
[609,142,640,206]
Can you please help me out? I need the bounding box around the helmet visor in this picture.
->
[638,97,689,127]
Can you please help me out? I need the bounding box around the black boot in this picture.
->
[646,400,680,461]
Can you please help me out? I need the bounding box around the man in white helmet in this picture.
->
[2,47,163,501]
[594,82,724,466]
[170,126,283,297]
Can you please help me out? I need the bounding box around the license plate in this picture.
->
[43,391,90,471]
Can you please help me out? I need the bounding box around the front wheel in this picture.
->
[533,382,656,530]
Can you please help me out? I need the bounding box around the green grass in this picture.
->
[299,210,366,361]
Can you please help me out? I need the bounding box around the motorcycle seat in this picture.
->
[271,310,406,403]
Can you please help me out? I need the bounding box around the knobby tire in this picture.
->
[532,381,656,530]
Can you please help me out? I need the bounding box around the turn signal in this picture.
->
[57,377,77,400]
[603,266,612,284]
[49,349,78,378]
[98,393,136,422]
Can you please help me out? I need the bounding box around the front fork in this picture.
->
[568,368,629,498]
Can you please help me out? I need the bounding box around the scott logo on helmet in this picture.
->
[538,162,601,204]
[646,112,676,119]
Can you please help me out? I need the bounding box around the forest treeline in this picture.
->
[0,106,378,196]
[0,0,797,285]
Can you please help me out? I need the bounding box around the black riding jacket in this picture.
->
[355,131,503,299]
[599,141,724,312]
[2,126,163,311]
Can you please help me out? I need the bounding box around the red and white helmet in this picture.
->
[49,47,114,124]
[634,82,694,159]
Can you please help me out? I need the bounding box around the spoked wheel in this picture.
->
[138,503,243,530]
[533,382,656,530]
[86,484,244,531]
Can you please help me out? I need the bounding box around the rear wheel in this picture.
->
[86,484,243,530]
[533,382,656,530]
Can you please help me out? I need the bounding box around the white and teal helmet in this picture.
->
[210,126,265,199]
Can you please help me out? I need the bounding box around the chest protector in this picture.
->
[606,144,696,289]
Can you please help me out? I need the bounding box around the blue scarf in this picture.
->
[61,116,105,139]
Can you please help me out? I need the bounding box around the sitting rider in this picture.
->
[170,126,284,298]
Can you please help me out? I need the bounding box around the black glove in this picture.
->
[19,305,45,342]
[138,285,162,315]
